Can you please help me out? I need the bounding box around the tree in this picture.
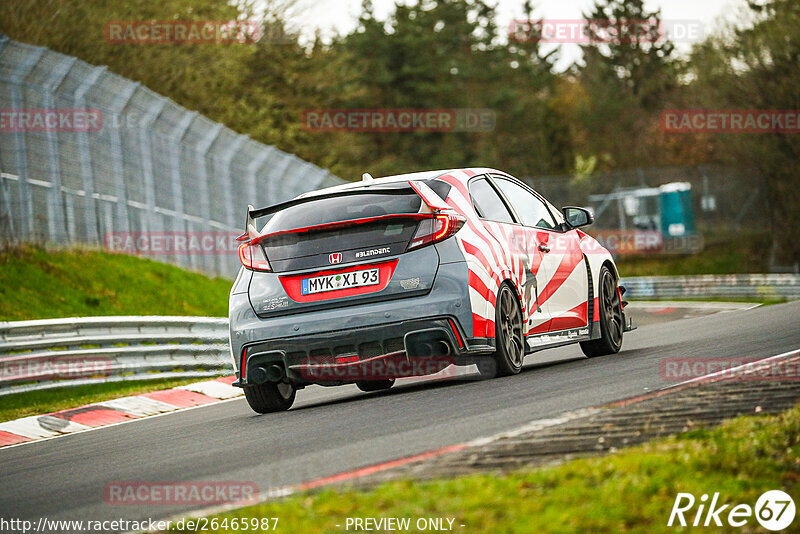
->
[688,0,800,265]
[0,0,256,129]
[565,0,681,171]
[581,0,676,110]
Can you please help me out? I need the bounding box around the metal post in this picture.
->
[63,193,75,242]
[137,99,166,237]
[270,151,294,203]
[0,173,14,243]
[246,145,270,207]
[194,123,223,275]
[307,165,330,191]
[107,82,139,237]
[222,135,247,227]
[74,66,107,244]
[7,46,45,240]
[41,55,77,244]
[169,111,196,269]
[0,38,11,243]
[296,161,322,195]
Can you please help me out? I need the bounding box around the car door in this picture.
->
[491,176,589,334]
[468,176,552,336]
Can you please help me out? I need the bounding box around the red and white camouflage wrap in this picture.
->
[437,170,610,341]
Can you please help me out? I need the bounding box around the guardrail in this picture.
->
[620,274,800,301]
[0,316,232,395]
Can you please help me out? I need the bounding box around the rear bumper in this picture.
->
[229,261,477,385]
[236,317,468,386]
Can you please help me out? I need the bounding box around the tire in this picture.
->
[243,381,296,413]
[356,379,395,392]
[492,283,525,376]
[580,266,623,357]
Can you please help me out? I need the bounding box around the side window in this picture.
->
[469,178,515,223]
[493,178,556,230]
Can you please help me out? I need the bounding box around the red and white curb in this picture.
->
[0,376,242,448]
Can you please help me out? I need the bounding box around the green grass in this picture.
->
[0,377,216,422]
[0,245,232,320]
[175,403,800,533]
[615,231,771,277]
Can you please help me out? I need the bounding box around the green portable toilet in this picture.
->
[658,182,695,237]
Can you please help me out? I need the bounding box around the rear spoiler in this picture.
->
[238,182,450,241]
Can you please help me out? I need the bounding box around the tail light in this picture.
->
[408,212,465,251]
[448,318,464,349]
[238,242,271,272]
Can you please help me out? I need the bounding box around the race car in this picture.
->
[229,168,634,413]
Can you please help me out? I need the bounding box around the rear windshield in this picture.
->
[259,179,452,235]
[261,192,422,234]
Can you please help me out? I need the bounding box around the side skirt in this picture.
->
[524,326,591,354]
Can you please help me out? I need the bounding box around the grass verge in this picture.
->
[173,403,800,533]
[0,377,218,422]
[0,245,232,320]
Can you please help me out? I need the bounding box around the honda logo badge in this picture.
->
[329,253,343,264]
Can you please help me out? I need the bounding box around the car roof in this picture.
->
[298,167,507,198]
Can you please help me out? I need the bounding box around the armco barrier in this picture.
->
[0,316,232,395]
[620,274,800,301]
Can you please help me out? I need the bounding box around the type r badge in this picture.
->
[329,253,342,264]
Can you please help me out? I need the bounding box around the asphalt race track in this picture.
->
[1,301,799,525]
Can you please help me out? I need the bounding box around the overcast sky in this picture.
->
[286,0,745,69]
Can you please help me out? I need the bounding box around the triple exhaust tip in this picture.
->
[251,364,285,384]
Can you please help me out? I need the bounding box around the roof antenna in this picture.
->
[362,172,374,182]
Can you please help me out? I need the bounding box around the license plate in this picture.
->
[301,268,380,295]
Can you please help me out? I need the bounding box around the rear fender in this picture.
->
[577,231,619,326]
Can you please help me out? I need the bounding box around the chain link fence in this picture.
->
[0,35,344,278]
[520,164,790,266]
[525,165,768,231]
[523,164,766,234]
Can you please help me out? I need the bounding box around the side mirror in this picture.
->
[562,206,594,229]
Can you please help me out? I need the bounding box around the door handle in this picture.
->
[538,243,550,253]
